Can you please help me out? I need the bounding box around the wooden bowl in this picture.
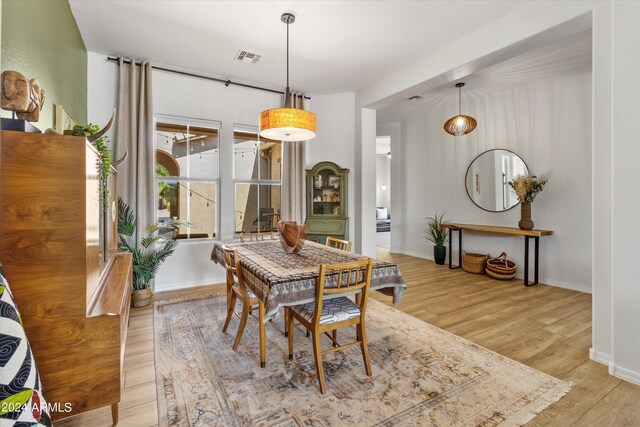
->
[276,221,306,254]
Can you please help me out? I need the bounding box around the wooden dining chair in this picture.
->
[240,231,275,242]
[286,259,373,394]
[326,236,352,252]
[221,245,260,350]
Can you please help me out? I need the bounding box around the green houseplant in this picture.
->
[72,123,112,209]
[117,198,181,307]
[425,211,448,265]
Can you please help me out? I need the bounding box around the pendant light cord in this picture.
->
[458,85,461,116]
[286,21,290,88]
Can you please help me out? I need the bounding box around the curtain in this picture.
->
[114,58,154,244]
[280,91,307,224]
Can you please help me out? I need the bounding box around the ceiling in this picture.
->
[69,0,528,95]
[377,29,592,122]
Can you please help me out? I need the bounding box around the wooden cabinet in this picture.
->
[305,161,349,244]
[0,131,132,423]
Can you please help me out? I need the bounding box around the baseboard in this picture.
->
[395,249,591,293]
[608,363,640,386]
[590,348,612,365]
[154,276,226,293]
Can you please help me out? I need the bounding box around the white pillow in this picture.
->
[376,208,388,219]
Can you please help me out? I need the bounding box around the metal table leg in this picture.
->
[524,236,540,287]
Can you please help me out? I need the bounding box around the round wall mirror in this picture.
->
[465,149,528,212]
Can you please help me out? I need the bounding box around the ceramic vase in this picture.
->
[277,221,307,253]
[518,203,534,230]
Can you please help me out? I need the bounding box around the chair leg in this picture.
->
[284,307,289,337]
[222,293,237,333]
[232,300,250,351]
[332,329,338,347]
[311,329,327,394]
[357,322,372,377]
[307,330,311,338]
[287,308,294,360]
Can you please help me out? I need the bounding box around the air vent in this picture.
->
[408,95,424,101]
[235,50,262,64]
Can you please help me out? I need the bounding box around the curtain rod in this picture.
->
[106,56,311,100]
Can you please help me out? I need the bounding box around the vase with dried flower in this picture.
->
[508,175,548,230]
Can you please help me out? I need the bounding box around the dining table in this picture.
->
[211,238,407,367]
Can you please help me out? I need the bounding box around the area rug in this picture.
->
[154,295,571,426]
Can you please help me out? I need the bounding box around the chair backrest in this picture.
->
[326,236,352,252]
[222,245,250,298]
[239,231,275,242]
[313,259,373,324]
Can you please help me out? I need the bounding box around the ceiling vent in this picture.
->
[235,50,262,64]
[408,95,424,101]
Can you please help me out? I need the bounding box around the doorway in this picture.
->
[375,136,391,250]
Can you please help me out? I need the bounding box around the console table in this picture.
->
[441,223,553,287]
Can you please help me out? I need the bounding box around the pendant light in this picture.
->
[444,82,477,136]
[259,13,316,141]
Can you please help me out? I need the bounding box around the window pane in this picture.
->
[235,183,258,233]
[234,137,259,180]
[156,123,188,178]
[188,182,216,239]
[157,180,216,240]
[158,180,178,221]
[156,122,219,179]
[189,126,219,179]
[259,141,282,180]
[259,184,281,232]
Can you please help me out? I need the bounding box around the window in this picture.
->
[233,126,282,233]
[155,118,220,240]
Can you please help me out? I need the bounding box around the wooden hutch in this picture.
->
[305,161,349,244]
[0,131,132,423]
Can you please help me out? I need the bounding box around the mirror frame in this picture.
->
[464,148,529,213]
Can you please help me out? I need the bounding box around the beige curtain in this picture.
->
[280,91,308,223]
[114,58,154,244]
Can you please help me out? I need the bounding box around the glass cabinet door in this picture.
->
[311,167,342,216]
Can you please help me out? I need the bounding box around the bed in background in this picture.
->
[376,207,391,232]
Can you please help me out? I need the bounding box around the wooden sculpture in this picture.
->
[1,70,46,122]
[277,220,306,254]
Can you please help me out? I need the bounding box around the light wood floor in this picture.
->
[57,248,640,426]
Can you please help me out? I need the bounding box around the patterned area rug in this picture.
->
[154,295,571,426]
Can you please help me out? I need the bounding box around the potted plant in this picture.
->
[425,211,448,265]
[117,198,182,307]
[508,175,548,230]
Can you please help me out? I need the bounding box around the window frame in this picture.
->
[154,114,222,242]
[232,123,283,235]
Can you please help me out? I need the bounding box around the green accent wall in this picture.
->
[1,0,86,130]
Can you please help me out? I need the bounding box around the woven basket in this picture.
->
[486,252,517,280]
[462,251,489,274]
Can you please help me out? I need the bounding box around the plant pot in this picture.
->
[132,287,153,308]
[433,245,446,265]
[518,203,534,230]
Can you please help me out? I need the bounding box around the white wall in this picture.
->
[396,66,592,292]
[610,0,640,385]
[375,155,390,209]
[305,92,356,240]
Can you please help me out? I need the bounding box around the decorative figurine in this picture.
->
[1,70,45,122]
